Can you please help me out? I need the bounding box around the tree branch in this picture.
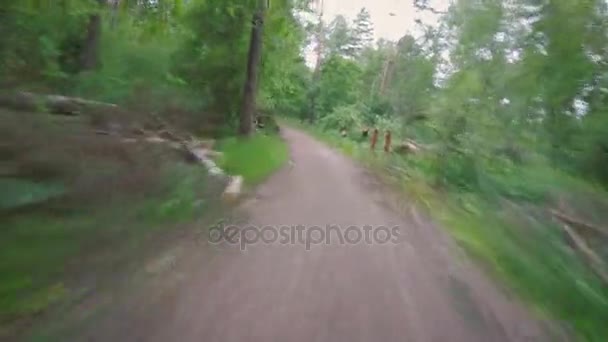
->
[413,0,447,15]
[550,209,608,238]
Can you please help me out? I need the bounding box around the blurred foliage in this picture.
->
[0,0,311,209]
[0,0,312,125]
[0,162,216,324]
[0,0,308,330]
[216,134,288,185]
[301,0,608,339]
[4,0,608,339]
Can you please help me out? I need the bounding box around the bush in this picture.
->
[217,134,289,185]
[318,104,364,131]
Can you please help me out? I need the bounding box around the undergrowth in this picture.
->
[216,133,289,185]
[0,163,215,328]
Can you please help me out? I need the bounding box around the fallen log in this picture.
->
[0,91,117,115]
[406,138,423,148]
[550,209,608,238]
[152,116,226,178]
[189,148,224,176]
[222,175,244,203]
[393,141,420,154]
[393,139,426,155]
[561,224,608,285]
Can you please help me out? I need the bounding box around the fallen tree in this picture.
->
[561,224,608,285]
[147,113,227,178]
[547,207,608,285]
[0,91,117,115]
[393,139,426,155]
[1,92,241,202]
[550,209,608,239]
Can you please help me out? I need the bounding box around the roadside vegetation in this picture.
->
[0,161,213,323]
[0,0,305,337]
[217,134,289,185]
[282,1,608,340]
[3,0,608,340]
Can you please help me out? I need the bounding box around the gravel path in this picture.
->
[77,127,559,342]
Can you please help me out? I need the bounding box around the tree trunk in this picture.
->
[309,8,324,124]
[109,0,120,29]
[239,3,266,137]
[309,53,322,124]
[379,48,397,97]
[80,0,105,71]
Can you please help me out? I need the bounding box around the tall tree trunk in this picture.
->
[309,35,323,124]
[80,0,105,71]
[308,0,324,124]
[239,2,266,136]
[109,0,120,29]
[379,48,397,97]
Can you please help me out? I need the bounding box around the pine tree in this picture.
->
[326,15,355,58]
[350,7,374,56]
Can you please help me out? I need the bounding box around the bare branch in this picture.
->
[413,0,447,15]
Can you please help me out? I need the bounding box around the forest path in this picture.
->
[77,127,558,342]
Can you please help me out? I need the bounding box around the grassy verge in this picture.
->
[284,118,608,341]
[0,163,216,332]
[401,178,608,341]
[216,133,289,185]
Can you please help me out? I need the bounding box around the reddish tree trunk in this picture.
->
[384,130,392,152]
[370,128,379,150]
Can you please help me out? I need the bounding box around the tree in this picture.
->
[308,0,327,123]
[326,15,354,58]
[259,0,311,120]
[239,0,267,136]
[350,7,374,56]
[387,35,435,125]
[315,55,362,116]
[80,0,106,71]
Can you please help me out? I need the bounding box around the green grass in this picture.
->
[0,215,92,323]
[216,133,289,185]
[417,189,608,342]
[0,164,213,326]
[284,118,608,341]
[0,179,66,211]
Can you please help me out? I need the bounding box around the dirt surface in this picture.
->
[62,127,564,342]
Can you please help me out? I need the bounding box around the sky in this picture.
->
[320,0,451,41]
[302,0,451,67]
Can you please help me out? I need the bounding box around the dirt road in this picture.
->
[74,127,559,342]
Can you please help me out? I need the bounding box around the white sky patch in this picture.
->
[304,0,451,66]
[573,98,588,118]
[476,48,493,61]
[506,49,522,63]
[321,0,451,41]
[494,32,506,43]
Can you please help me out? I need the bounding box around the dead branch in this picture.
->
[550,209,608,238]
[414,0,447,15]
[393,141,420,155]
[147,112,225,177]
[561,224,608,285]
[392,138,429,155]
